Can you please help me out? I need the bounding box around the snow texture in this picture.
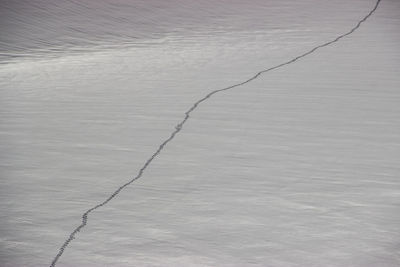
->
[0,0,399,266]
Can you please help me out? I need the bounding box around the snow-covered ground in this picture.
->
[1,0,399,266]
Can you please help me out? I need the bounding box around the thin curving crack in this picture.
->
[50,0,381,266]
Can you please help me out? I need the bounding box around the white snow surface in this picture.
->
[1,0,399,266]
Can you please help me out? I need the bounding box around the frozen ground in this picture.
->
[0,0,399,266]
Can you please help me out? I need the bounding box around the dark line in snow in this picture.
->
[50,0,381,266]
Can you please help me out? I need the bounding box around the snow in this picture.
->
[0,0,399,266]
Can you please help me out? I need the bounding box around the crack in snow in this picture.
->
[50,0,382,266]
